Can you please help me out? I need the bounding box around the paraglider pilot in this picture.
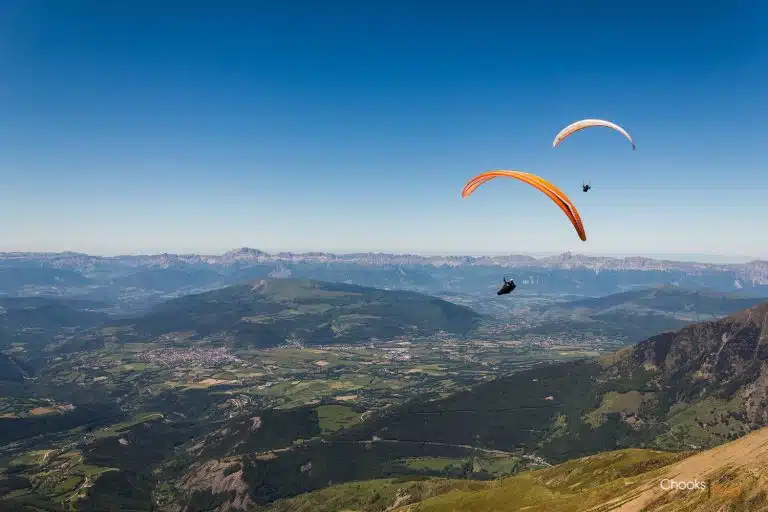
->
[497,277,516,295]
[582,182,591,192]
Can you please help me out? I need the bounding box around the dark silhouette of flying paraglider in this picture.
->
[582,182,591,192]
[497,277,516,295]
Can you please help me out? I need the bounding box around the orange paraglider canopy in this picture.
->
[462,170,587,241]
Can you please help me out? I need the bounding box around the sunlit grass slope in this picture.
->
[258,427,768,511]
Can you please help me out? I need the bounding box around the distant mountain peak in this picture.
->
[221,247,268,263]
[224,247,266,257]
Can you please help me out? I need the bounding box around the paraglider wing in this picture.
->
[461,170,587,241]
[553,119,635,149]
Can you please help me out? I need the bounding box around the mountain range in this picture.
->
[1,250,767,308]
[3,248,767,277]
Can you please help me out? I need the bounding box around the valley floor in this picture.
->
[1,339,595,511]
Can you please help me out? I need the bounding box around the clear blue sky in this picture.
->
[1,0,766,257]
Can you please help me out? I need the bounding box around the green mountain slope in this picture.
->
[0,297,110,351]
[59,279,482,350]
[262,478,490,512]
[404,425,768,511]
[520,286,768,343]
[170,427,768,512]
[341,301,768,462]
[556,285,765,314]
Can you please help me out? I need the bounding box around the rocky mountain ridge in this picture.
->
[2,248,767,284]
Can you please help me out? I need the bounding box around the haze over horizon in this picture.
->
[2,0,765,256]
[1,245,761,265]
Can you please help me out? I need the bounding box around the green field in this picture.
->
[316,405,360,433]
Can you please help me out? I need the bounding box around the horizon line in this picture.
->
[0,247,762,265]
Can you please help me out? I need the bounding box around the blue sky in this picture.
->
[1,0,766,257]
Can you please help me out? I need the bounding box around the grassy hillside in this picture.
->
[263,478,488,512]
[252,449,686,512]
[171,427,768,512]
[59,279,482,350]
[406,426,768,511]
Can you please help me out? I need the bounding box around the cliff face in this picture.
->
[617,303,768,375]
[605,303,768,425]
